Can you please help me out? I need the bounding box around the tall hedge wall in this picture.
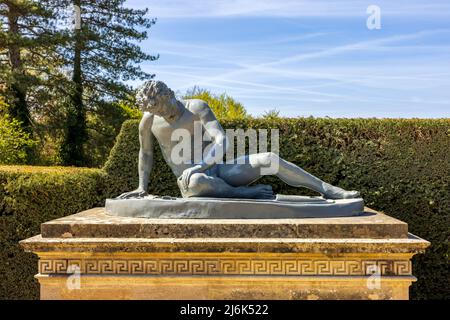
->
[105,118,450,299]
[0,166,106,299]
[1,118,449,299]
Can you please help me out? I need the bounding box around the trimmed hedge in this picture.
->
[1,118,449,299]
[0,166,106,299]
[103,120,181,198]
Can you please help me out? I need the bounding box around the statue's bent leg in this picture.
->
[218,152,360,199]
[183,173,274,199]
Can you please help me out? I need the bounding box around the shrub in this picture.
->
[183,87,247,120]
[0,97,37,164]
[0,166,106,299]
[103,120,180,199]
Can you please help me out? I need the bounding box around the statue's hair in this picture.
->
[136,80,175,111]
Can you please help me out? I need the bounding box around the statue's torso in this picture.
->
[150,100,210,177]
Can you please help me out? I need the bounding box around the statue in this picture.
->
[118,81,360,202]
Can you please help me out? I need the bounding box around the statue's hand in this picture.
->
[179,166,202,192]
[117,188,148,199]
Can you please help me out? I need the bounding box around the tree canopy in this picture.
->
[0,0,157,166]
[183,86,247,120]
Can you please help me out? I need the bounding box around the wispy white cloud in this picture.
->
[174,29,450,90]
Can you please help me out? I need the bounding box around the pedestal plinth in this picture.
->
[20,207,429,300]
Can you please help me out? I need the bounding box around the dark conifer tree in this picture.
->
[0,1,59,135]
[57,0,157,166]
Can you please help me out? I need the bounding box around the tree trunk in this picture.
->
[6,3,31,133]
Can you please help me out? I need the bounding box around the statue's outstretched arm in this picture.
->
[138,112,154,191]
[117,112,154,199]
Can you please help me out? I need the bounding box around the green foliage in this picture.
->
[59,84,88,166]
[55,0,158,101]
[0,165,105,299]
[0,98,37,164]
[0,0,63,136]
[103,120,180,199]
[56,0,157,166]
[0,0,157,166]
[261,109,281,120]
[85,100,142,167]
[0,115,36,165]
[0,118,449,299]
[183,87,247,120]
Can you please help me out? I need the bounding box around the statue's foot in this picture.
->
[322,183,360,199]
[237,184,274,199]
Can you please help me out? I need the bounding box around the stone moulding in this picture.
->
[39,207,408,239]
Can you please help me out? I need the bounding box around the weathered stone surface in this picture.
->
[37,276,412,300]
[21,234,429,254]
[40,207,408,239]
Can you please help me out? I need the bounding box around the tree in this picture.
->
[0,0,63,128]
[56,0,158,166]
[262,109,281,120]
[0,0,61,160]
[0,95,36,164]
[184,87,247,120]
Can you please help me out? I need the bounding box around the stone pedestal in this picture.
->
[20,207,429,300]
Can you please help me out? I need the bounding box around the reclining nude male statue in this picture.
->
[111,81,363,218]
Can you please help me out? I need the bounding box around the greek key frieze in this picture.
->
[38,258,412,276]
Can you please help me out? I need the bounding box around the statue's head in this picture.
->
[136,80,178,117]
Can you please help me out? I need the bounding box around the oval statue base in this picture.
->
[105,195,364,219]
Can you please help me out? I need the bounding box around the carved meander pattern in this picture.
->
[38,258,412,276]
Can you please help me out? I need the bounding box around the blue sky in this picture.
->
[126,0,450,118]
